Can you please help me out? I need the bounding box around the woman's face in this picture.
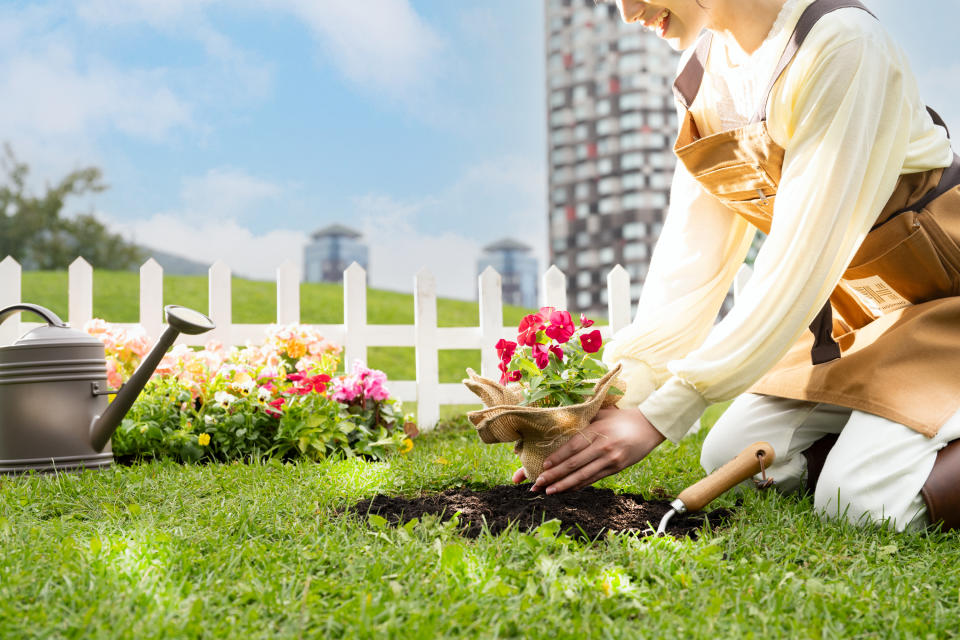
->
[615,1,710,50]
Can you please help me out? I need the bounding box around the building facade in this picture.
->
[477,239,539,309]
[303,224,369,283]
[545,0,680,316]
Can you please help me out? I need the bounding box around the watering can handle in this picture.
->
[0,304,67,328]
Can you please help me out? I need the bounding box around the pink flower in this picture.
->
[579,313,594,328]
[517,313,545,347]
[495,339,517,364]
[545,310,575,343]
[549,344,565,362]
[579,329,603,354]
[507,370,522,382]
[539,306,555,317]
[532,343,550,370]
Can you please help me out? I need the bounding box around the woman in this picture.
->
[522,0,960,532]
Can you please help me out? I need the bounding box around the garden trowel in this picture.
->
[655,441,775,536]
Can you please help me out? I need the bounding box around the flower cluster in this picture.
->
[494,307,617,408]
[84,319,152,389]
[85,320,411,464]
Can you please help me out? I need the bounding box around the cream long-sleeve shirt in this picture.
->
[602,0,954,443]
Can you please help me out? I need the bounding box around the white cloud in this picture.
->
[180,168,285,220]
[353,194,483,298]
[277,0,444,98]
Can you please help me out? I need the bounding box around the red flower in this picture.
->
[507,370,522,382]
[545,310,575,343]
[266,397,285,417]
[579,329,603,354]
[517,313,545,347]
[532,343,550,370]
[579,313,594,328]
[549,344,565,362]
[539,306,555,317]
[495,338,517,364]
[286,372,305,383]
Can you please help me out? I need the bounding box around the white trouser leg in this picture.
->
[815,406,960,532]
[701,393,850,494]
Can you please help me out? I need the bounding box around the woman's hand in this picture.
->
[526,408,665,494]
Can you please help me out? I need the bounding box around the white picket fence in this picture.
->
[0,255,640,429]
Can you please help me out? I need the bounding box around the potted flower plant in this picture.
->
[463,307,622,480]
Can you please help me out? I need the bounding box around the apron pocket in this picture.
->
[691,163,777,199]
[843,210,958,313]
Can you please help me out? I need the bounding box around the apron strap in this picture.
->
[753,0,876,123]
[808,302,842,365]
[927,106,951,139]
[878,154,960,229]
[672,33,713,111]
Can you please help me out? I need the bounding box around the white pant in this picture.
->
[701,394,960,532]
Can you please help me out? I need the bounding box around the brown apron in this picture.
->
[672,0,960,437]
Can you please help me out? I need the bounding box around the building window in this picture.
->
[598,247,615,264]
[577,271,592,287]
[577,290,593,309]
[623,242,649,260]
[623,221,647,239]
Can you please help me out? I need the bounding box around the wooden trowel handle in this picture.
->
[676,441,775,512]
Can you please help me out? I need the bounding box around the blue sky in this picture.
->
[1,0,958,297]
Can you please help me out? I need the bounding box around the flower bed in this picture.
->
[85,320,413,463]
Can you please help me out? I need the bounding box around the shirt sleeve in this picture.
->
[636,27,919,442]
[601,155,755,417]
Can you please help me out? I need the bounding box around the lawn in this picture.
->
[2,409,958,639]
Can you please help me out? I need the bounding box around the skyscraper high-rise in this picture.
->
[545,0,680,316]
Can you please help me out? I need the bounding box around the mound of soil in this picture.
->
[349,484,732,541]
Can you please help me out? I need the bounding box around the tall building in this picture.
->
[477,238,539,309]
[545,0,680,316]
[303,224,369,283]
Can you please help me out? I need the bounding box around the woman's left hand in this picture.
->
[530,407,665,493]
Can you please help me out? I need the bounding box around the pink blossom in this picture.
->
[495,339,517,364]
[517,313,545,347]
[549,344,565,362]
[545,310,575,343]
[580,329,603,354]
[579,313,594,328]
[532,343,550,370]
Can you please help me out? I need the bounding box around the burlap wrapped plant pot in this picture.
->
[463,363,623,480]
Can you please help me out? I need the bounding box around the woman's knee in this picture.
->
[700,409,754,473]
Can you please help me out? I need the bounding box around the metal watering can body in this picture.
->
[0,303,214,474]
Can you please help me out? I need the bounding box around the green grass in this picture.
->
[19,270,543,385]
[2,418,958,639]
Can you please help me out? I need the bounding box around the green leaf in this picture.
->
[368,514,388,530]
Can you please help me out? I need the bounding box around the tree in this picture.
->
[0,144,143,269]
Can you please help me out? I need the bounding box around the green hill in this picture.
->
[18,270,538,384]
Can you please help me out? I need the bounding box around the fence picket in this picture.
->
[606,264,631,334]
[0,256,22,344]
[542,265,567,310]
[478,266,503,381]
[343,262,368,370]
[140,259,164,340]
[68,257,93,329]
[276,260,300,324]
[208,261,231,344]
[414,268,439,430]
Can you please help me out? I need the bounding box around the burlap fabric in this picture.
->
[463,364,623,480]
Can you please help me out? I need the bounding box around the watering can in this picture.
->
[0,303,215,474]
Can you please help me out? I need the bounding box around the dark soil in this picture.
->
[349,484,732,541]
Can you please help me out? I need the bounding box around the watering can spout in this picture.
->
[89,306,215,452]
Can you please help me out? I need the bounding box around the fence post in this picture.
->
[343,262,368,370]
[414,268,439,430]
[140,258,164,340]
[68,257,93,328]
[208,260,231,344]
[276,260,300,325]
[0,256,21,344]
[542,265,567,310]
[606,264,631,333]
[478,266,503,381]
